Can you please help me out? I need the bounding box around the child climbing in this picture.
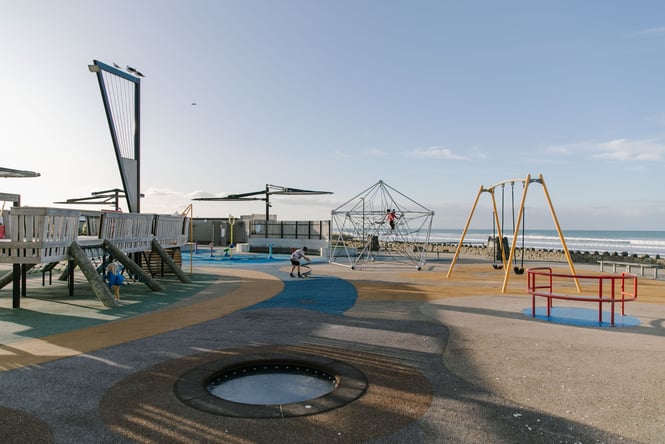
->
[387,209,398,230]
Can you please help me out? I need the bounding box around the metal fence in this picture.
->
[250,220,330,240]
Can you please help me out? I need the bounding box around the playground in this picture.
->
[1,256,665,443]
[2,58,664,442]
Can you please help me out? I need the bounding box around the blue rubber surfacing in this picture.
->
[246,275,358,316]
[523,306,640,328]
[185,253,358,316]
[192,254,640,325]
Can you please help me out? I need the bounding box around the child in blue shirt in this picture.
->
[106,263,125,301]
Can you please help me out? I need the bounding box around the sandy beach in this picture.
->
[1,254,664,443]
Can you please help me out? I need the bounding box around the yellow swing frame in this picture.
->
[446,174,581,293]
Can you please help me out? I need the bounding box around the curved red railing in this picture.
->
[527,267,638,326]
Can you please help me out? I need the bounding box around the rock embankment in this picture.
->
[340,238,664,265]
[423,243,665,265]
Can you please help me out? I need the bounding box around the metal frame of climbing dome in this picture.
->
[446,173,581,293]
[329,180,434,270]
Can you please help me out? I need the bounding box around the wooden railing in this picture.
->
[153,214,189,247]
[0,208,80,264]
[0,208,189,264]
[99,211,154,253]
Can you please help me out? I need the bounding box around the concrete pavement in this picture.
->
[1,257,664,443]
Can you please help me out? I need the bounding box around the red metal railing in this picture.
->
[527,267,638,326]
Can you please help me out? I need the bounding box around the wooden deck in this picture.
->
[0,207,190,308]
[0,207,188,265]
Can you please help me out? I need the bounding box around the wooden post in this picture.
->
[68,242,117,307]
[539,174,581,292]
[151,239,192,284]
[447,185,484,278]
[0,269,13,290]
[502,176,531,293]
[0,264,35,291]
[102,240,164,291]
[58,264,70,282]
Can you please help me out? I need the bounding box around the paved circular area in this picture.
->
[174,349,368,418]
[99,345,431,442]
[0,406,53,444]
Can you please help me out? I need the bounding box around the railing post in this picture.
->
[610,278,615,326]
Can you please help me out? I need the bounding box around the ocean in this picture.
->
[428,229,665,258]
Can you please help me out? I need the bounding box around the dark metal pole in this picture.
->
[12,264,20,308]
[134,78,141,213]
[21,264,27,297]
[68,259,75,296]
[265,184,270,238]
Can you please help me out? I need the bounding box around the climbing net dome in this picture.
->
[330,180,434,270]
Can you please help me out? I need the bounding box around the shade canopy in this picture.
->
[0,167,41,178]
[193,184,333,230]
[54,188,130,211]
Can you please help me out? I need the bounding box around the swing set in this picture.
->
[489,179,526,273]
[447,174,580,293]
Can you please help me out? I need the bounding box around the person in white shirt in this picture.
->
[290,247,309,278]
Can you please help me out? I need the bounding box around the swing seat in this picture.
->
[493,264,503,270]
[514,266,525,275]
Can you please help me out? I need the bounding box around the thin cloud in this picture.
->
[593,139,665,161]
[334,150,353,159]
[366,147,388,157]
[469,146,488,160]
[144,187,183,198]
[544,144,576,155]
[646,114,665,126]
[187,190,228,199]
[405,146,469,160]
[144,188,228,200]
[636,26,665,35]
[545,139,665,162]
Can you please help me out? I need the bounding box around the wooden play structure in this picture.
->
[446,174,580,293]
[0,60,193,309]
[0,207,190,308]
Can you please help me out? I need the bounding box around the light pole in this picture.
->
[229,215,235,246]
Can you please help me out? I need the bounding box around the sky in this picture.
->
[1,0,665,230]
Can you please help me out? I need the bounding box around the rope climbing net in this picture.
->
[329,180,434,270]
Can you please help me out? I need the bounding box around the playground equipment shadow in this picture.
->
[0,259,664,443]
